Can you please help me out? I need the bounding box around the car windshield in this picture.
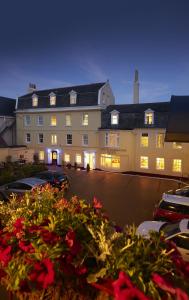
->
[161,222,181,237]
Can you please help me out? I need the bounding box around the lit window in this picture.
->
[32,94,38,107]
[24,115,31,126]
[111,111,119,125]
[51,134,57,145]
[69,90,77,104]
[76,154,82,164]
[100,154,120,169]
[37,115,43,126]
[66,114,71,126]
[67,134,72,145]
[173,142,182,149]
[26,133,31,143]
[82,113,88,126]
[145,109,154,125]
[39,151,45,161]
[82,134,88,146]
[38,133,43,144]
[64,154,70,162]
[173,159,182,172]
[49,93,56,106]
[105,132,119,147]
[140,133,148,147]
[156,133,164,148]
[156,158,164,170]
[51,116,57,126]
[140,156,148,169]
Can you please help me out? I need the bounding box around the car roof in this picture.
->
[14,177,47,187]
[162,193,189,206]
[179,219,189,232]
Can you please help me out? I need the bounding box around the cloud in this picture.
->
[78,57,108,82]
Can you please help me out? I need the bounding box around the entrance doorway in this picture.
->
[51,151,58,165]
[84,152,96,169]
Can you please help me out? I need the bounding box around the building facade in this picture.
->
[16,81,189,177]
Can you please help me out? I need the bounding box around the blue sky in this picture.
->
[1,0,189,103]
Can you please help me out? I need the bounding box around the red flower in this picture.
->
[28,225,41,233]
[113,271,134,297]
[91,279,114,296]
[65,229,75,248]
[0,245,12,267]
[114,287,151,300]
[40,229,60,245]
[0,268,6,279]
[19,240,34,253]
[176,288,189,300]
[76,265,87,275]
[13,217,25,231]
[93,197,102,209]
[29,258,54,289]
[152,273,175,294]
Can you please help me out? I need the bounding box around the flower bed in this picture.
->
[0,185,188,299]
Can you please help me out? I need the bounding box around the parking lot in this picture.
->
[59,168,182,227]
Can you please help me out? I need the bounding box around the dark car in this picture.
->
[34,171,69,190]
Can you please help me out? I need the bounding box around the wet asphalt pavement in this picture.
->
[50,166,182,227]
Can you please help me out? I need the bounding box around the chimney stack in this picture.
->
[28,83,37,94]
[133,70,139,104]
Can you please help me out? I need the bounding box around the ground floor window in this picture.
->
[39,151,45,161]
[172,159,182,172]
[140,156,148,169]
[76,154,82,164]
[64,154,70,163]
[156,157,164,170]
[100,154,120,169]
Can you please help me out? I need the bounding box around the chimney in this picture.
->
[133,70,139,104]
[28,83,37,94]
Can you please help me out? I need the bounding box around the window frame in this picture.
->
[105,132,119,148]
[32,94,38,107]
[51,134,57,145]
[37,115,43,126]
[49,92,56,106]
[25,133,31,143]
[144,109,154,125]
[140,156,149,169]
[140,133,149,147]
[82,134,88,146]
[24,115,31,126]
[38,133,44,144]
[82,113,89,126]
[50,116,57,126]
[66,134,72,145]
[65,114,71,127]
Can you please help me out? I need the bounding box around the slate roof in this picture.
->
[165,96,189,142]
[101,102,170,130]
[0,97,16,116]
[17,82,106,110]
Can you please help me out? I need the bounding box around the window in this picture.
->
[51,116,57,126]
[39,151,45,161]
[82,113,89,126]
[173,159,182,172]
[26,133,31,143]
[105,132,119,147]
[37,115,43,126]
[51,134,57,145]
[49,93,56,106]
[140,156,148,169]
[38,133,43,144]
[76,154,82,164]
[66,114,71,126]
[24,115,31,126]
[67,134,72,145]
[156,158,164,170]
[111,111,119,125]
[64,154,70,162]
[145,109,154,125]
[140,133,148,147]
[82,134,88,146]
[69,90,77,104]
[101,154,120,169]
[32,94,38,107]
[173,142,182,149]
[156,133,164,148]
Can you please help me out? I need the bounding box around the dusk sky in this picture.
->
[1,0,189,104]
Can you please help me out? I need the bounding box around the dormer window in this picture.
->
[49,92,56,106]
[32,94,38,107]
[111,110,119,125]
[69,90,77,105]
[144,109,154,125]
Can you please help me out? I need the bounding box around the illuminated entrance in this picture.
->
[84,151,96,169]
[51,150,58,165]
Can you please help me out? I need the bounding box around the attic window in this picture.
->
[144,109,154,125]
[111,110,119,125]
[49,92,56,106]
[32,94,38,107]
[69,90,77,105]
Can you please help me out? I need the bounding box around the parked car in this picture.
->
[153,186,189,221]
[33,170,69,190]
[0,177,47,198]
[137,219,189,261]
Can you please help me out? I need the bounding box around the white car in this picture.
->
[137,219,189,262]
